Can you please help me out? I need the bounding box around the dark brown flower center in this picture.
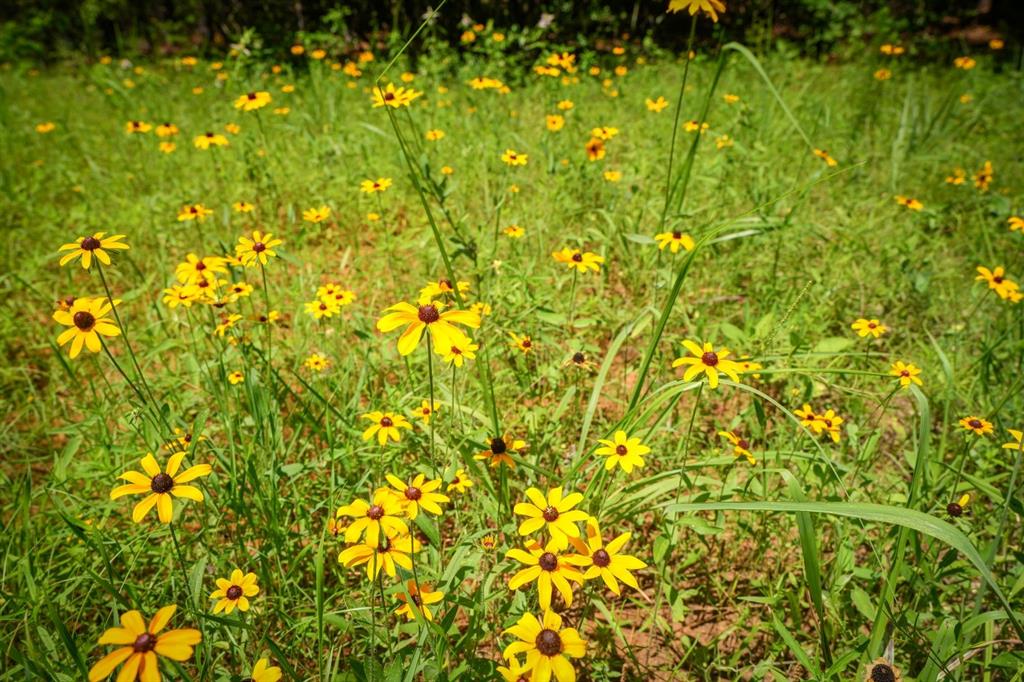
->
[73,311,96,330]
[535,629,562,657]
[81,236,101,250]
[571,253,583,262]
[490,437,507,454]
[870,663,896,682]
[247,92,257,100]
[737,439,750,450]
[672,231,682,239]
[405,487,422,500]
[205,132,214,138]
[367,505,385,520]
[440,278,452,289]
[384,92,395,100]
[900,370,909,377]
[132,633,157,653]
[593,548,611,567]
[572,351,585,364]
[253,242,266,253]
[946,502,963,517]
[226,585,243,600]
[542,506,559,522]
[522,339,532,348]
[539,552,558,571]
[994,276,1004,283]
[868,322,877,329]
[701,351,719,367]
[969,419,981,429]
[418,304,440,323]
[615,445,628,456]
[151,472,174,494]
[195,261,206,270]
[380,416,393,428]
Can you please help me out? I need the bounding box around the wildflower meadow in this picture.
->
[3,1,1024,680]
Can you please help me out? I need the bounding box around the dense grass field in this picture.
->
[2,7,1024,681]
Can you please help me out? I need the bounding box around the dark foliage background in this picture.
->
[1,0,1021,61]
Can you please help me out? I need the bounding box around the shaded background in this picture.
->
[1,1,1020,61]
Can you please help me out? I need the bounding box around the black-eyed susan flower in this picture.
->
[234,90,272,111]
[36,121,56,133]
[246,659,282,682]
[87,605,200,682]
[959,416,993,436]
[418,278,470,304]
[360,177,393,194]
[305,297,341,319]
[946,493,970,518]
[476,434,525,468]
[395,580,444,621]
[880,44,905,56]
[683,120,709,134]
[210,568,259,614]
[595,431,649,473]
[304,353,330,371]
[889,361,922,388]
[175,254,226,285]
[232,201,254,213]
[946,168,966,185]
[976,266,1021,301]
[302,206,331,223]
[384,473,449,518]
[371,82,422,108]
[504,225,526,238]
[155,123,179,137]
[235,231,283,267]
[1002,429,1023,451]
[111,452,211,523]
[410,399,439,425]
[482,534,498,551]
[953,56,976,70]
[894,195,923,211]
[336,491,408,545]
[502,610,586,682]
[509,332,535,354]
[514,487,588,549]
[507,539,587,609]
[817,409,844,443]
[851,318,888,338]
[813,148,838,166]
[497,656,531,682]
[177,204,214,222]
[583,137,605,161]
[125,120,152,134]
[425,129,445,141]
[501,148,528,166]
[447,468,473,493]
[569,517,646,595]
[874,68,892,81]
[215,313,242,337]
[439,336,478,366]
[671,340,742,388]
[339,531,420,580]
[193,132,229,149]
[645,96,669,112]
[1008,216,1023,233]
[158,141,176,153]
[795,404,818,430]
[228,370,244,384]
[58,232,129,269]
[603,170,622,182]
[718,430,756,464]
[552,247,604,273]
[376,301,480,356]
[591,126,618,141]
[545,114,565,132]
[973,161,993,191]
[53,297,121,358]
[654,230,695,253]
[864,658,902,682]
[360,411,412,445]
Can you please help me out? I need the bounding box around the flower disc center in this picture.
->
[418,305,440,323]
[73,311,96,330]
[701,351,719,367]
[226,585,243,600]
[150,473,174,494]
[535,629,563,656]
[132,633,157,653]
[538,552,558,571]
[542,506,559,522]
[81,236,101,251]
[367,505,385,520]
[593,548,611,567]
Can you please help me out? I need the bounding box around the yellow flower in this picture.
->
[953,56,976,70]
[447,468,473,493]
[880,44,905,56]
[507,539,588,609]
[235,231,283,267]
[671,340,743,388]
[193,132,229,149]
[175,254,226,285]
[502,610,586,682]
[718,431,755,464]
[410,399,439,425]
[557,99,574,110]
[178,204,214,222]
[976,266,1021,301]
[53,297,121,358]
[475,434,525,468]
[813,148,838,167]
[503,332,535,355]
[973,160,993,192]
[87,605,200,682]
[501,149,528,166]
[225,122,241,134]
[110,452,211,523]
[723,93,740,103]
[58,232,129,269]
[233,201,254,213]
[384,473,449,519]
[584,137,606,161]
[248,659,282,682]
[155,123,179,137]
[425,129,445,141]
[439,336,478,367]
[304,353,330,371]
[552,247,604,273]
[395,580,444,621]
[603,170,622,182]
[339,531,421,580]
[654,230,695,253]
[1007,216,1023,233]
[441,165,454,175]
[591,126,619,141]
[418,277,470,304]
[1001,429,1023,451]
[595,431,649,472]
[851,318,888,338]
[36,121,56,133]
[946,168,966,185]
[569,517,647,594]
[215,313,243,337]
[125,120,152,134]
[234,90,272,111]
[874,68,892,80]
[360,411,412,446]
[360,177,393,193]
[303,205,331,223]
[683,120,709,133]
[959,416,993,436]
[311,49,327,60]
[889,361,922,388]
[895,195,923,211]
[504,224,526,238]
[645,96,669,112]
[210,568,259,614]
[290,44,305,55]
[545,114,565,132]
[715,134,733,149]
[497,656,532,682]
[371,82,422,108]
[336,490,408,546]
[514,487,588,549]
[376,301,480,356]
[228,370,245,384]
[159,141,176,153]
